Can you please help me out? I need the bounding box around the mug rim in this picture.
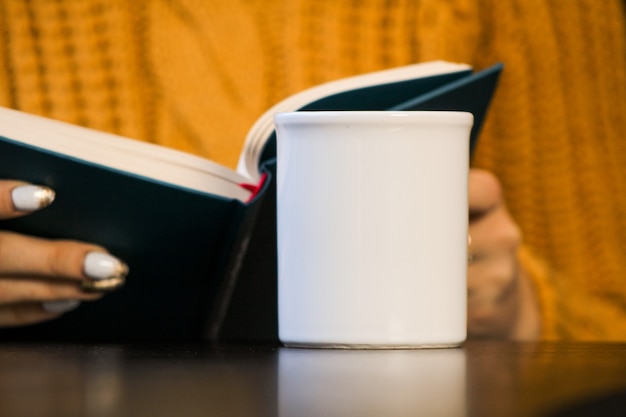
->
[274,110,474,126]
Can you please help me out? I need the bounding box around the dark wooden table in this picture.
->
[1,340,626,417]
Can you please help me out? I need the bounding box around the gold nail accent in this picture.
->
[116,261,129,278]
[34,186,56,209]
[81,276,126,293]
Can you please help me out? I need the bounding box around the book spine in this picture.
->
[204,170,273,340]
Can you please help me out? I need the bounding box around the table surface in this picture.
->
[1,340,626,417]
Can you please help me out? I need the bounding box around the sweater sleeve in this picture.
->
[518,245,559,340]
[472,0,626,341]
[519,243,626,341]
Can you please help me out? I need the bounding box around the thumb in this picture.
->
[469,169,504,221]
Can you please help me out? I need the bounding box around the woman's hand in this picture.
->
[467,169,540,340]
[0,180,128,327]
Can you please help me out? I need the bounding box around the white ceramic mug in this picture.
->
[274,111,473,348]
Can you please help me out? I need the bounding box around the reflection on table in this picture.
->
[1,341,626,417]
[279,348,466,417]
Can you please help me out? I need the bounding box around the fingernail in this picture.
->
[11,185,55,212]
[42,300,81,313]
[83,252,129,280]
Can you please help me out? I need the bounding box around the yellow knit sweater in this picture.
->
[1,0,625,340]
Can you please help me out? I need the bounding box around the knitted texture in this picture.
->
[1,0,625,339]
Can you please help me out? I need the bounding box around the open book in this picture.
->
[0,60,502,342]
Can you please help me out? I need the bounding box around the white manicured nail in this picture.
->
[11,185,55,212]
[83,252,129,280]
[42,300,81,313]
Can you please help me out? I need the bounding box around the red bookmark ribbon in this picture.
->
[240,172,268,203]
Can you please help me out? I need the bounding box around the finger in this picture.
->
[467,252,518,303]
[467,247,520,338]
[0,277,103,304]
[0,303,63,327]
[0,180,55,220]
[469,169,503,220]
[467,210,522,338]
[0,231,100,279]
[0,232,128,281]
[468,207,521,256]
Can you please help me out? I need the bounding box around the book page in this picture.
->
[0,107,252,202]
[237,60,471,182]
